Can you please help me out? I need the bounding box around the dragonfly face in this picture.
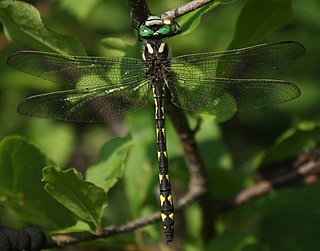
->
[139,16,179,38]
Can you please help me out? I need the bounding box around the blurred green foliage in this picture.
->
[0,0,319,250]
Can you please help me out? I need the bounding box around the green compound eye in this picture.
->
[139,25,154,37]
[156,24,171,35]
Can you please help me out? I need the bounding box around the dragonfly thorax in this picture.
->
[143,39,170,82]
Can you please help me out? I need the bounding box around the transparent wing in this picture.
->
[168,41,303,114]
[7,51,146,89]
[17,81,149,122]
[167,77,300,115]
[8,50,150,122]
[170,41,305,79]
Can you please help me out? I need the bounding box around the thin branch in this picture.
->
[217,150,320,212]
[162,0,216,20]
[165,95,208,198]
[45,148,320,248]
[45,194,205,247]
[127,0,217,24]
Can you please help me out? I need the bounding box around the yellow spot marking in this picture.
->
[156,128,159,142]
[165,174,169,181]
[169,213,174,220]
[163,20,171,25]
[157,151,160,160]
[161,213,167,221]
[142,51,146,61]
[160,194,165,206]
[167,194,173,205]
[146,43,154,54]
[162,128,166,142]
[159,174,163,182]
[163,151,167,158]
[158,42,166,53]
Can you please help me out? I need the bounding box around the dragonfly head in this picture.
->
[139,16,180,39]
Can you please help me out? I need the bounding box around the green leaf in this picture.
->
[199,96,237,123]
[220,0,237,3]
[196,120,232,171]
[51,220,94,235]
[101,37,131,53]
[0,136,76,230]
[195,120,241,199]
[178,1,221,36]
[211,184,320,250]
[43,166,107,233]
[208,230,258,251]
[124,110,155,216]
[86,135,134,192]
[27,120,75,167]
[0,0,86,55]
[183,203,203,250]
[101,37,141,59]
[229,0,293,49]
[58,0,102,21]
[261,121,320,167]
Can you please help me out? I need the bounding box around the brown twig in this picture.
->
[218,149,320,212]
[128,0,216,25]
[45,148,320,247]
[162,0,216,20]
[165,94,208,200]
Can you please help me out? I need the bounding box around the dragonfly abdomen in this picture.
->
[153,84,174,243]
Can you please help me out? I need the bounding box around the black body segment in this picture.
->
[153,84,174,243]
[142,32,175,242]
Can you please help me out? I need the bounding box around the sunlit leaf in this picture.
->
[50,220,94,235]
[86,134,134,192]
[58,0,102,21]
[101,37,131,53]
[26,120,75,167]
[0,0,86,55]
[43,166,107,233]
[124,110,155,216]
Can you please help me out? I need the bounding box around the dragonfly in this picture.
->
[7,15,305,243]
